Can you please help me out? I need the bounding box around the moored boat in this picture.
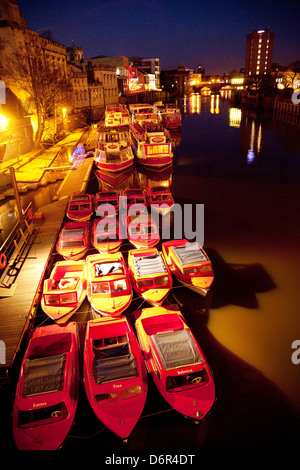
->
[13,322,79,450]
[86,252,132,316]
[123,208,160,249]
[146,185,175,216]
[105,105,130,127]
[66,193,94,221]
[83,317,148,439]
[127,247,172,306]
[161,103,182,130]
[94,126,134,173]
[91,217,122,253]
[129,121,173,168]
[94,191,119,216]
[56,221,91,261]
[162,239,214,297]
[119,188,147,212]
[134,305,215,421]
[129,103,160,125]
[41,260,87,323]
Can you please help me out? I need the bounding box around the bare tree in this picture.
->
[0,30,72,148]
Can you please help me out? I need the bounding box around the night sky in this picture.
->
[18,0,299,74]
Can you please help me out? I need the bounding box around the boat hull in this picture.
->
[41,260,87,323]
[13,323,79,450]
[95,159,134,173]
[162,239,214,297]
[56,221,91,261]
[135,305,215,421]
[86,252,132,317]
[127,248,172,307]
[83,317,148,439]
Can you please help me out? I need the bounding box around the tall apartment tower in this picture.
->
[245,29,274,77]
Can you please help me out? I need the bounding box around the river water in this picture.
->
[1,93,300,451]
[171,94,300,411]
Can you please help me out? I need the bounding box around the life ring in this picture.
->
[0,253,7,270]
[59,278,74,289]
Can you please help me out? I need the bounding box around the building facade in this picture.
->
[245,28,274,77]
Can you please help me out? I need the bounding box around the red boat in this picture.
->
[86,252,132,317]
[135,305,215,421]
[146,185,175,216]
[94,191,119,217]
[105,105,130,127]
[66,193,94,221]
[56,221,91,260]
[91,217,122,253]
[119,188,147,212]
[94,126,134,173]
[41,260,87,323]
[129,121,173,168]
[83,317,148,439]
[162,239,214,297]
[123,208,160,249]
[161,104,182,130]
[127,247,172,306]
[13,322,79,450]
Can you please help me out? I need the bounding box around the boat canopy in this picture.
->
[61,228,85,239]
[133,253,167,277]
[171,243,208,266]
[93,342,138,384]
[22,354,67,398]
[151,329,202,371]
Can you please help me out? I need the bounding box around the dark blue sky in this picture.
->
[18,0,299,74]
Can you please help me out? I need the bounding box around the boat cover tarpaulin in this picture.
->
[171,243,208,266]
[22,354,67,398]
[151,330,202,370]
[133,253,167,276]
[93,342,138,384]
[61,228,85,239]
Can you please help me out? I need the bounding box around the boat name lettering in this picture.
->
[33,402,47,408]
[177,369,193,375]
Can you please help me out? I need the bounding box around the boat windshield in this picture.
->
[137,275,169,288]
[61,228,85,239]
[130,224,156,235]
[60,240,84,248]
[166,368,209,392]
[44,292,77,305]
[92,279,129,295]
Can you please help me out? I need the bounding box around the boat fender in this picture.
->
[59,278,74,289]
[0,252,7,269]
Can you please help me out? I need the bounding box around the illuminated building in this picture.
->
[245,29,274,77]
